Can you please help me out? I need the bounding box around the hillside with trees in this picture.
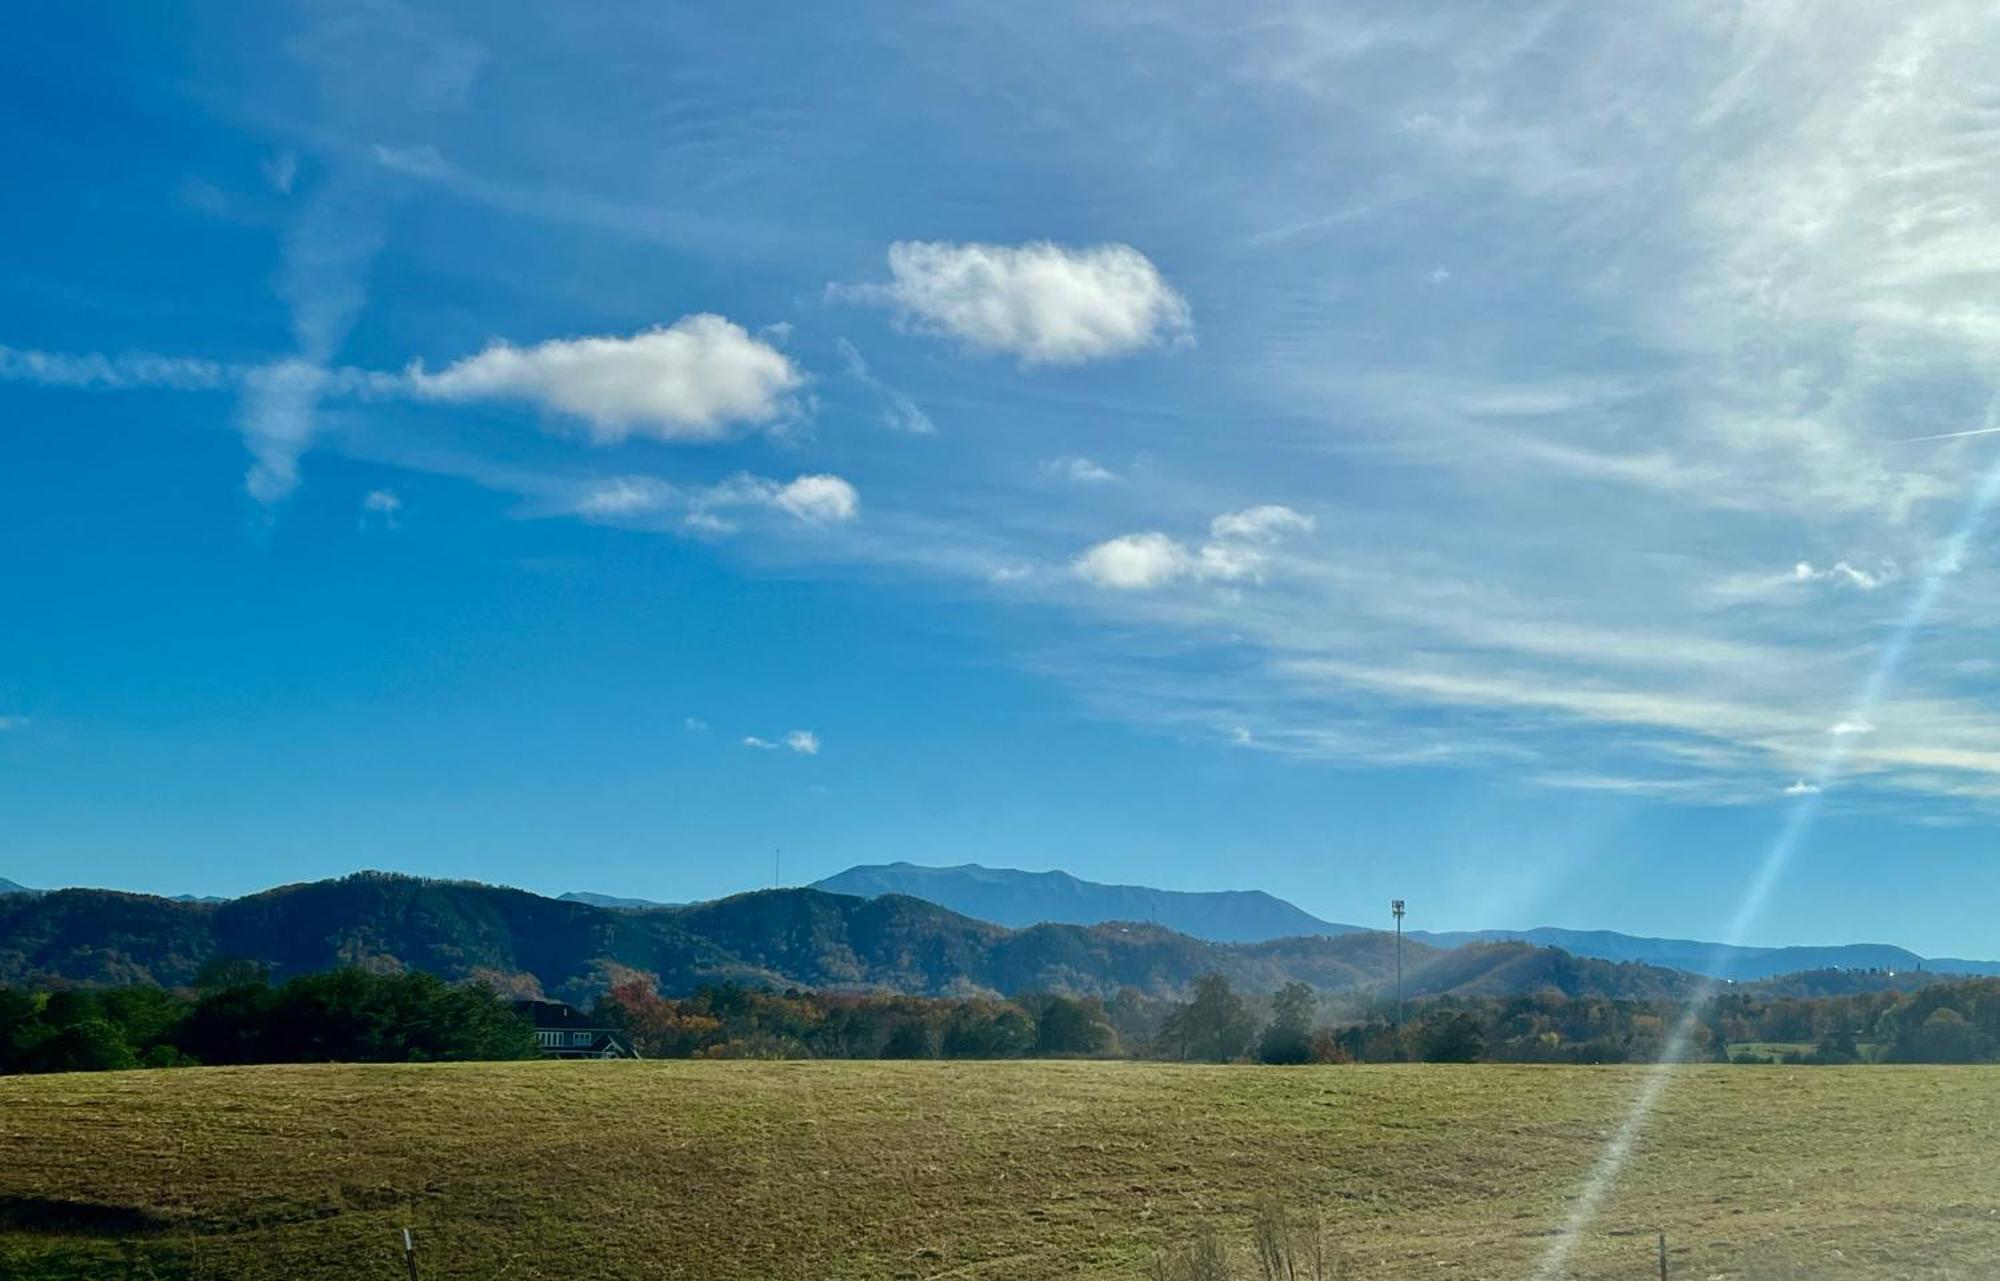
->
[0,872,1708,1005]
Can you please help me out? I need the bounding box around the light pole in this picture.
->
[1390,899,1406,1037]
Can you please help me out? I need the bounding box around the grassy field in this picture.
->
[1,1060,1995,1280]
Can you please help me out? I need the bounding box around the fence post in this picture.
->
[1657,1229,1667,1280]
[403,1227,420,1281]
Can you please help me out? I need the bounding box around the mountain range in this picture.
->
[11,862,1994,985]
[802,863,2000,980]
[0,871,1707,1005]
[811,862,1367,941]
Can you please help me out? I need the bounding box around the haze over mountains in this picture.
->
[805,863,2000,980]
[812,863,1367,942]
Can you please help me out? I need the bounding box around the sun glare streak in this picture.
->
[1892,425,2000,445]
[1527,419,2000,1281]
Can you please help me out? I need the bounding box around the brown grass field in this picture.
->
[1,1059,1995,1280]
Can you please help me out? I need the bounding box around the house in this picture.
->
[511,999,639,1059]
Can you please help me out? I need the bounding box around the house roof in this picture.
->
[511,998,614,1032]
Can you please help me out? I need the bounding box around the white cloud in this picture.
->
[1792,560,1895,591]
[1194,541,1266,583]
[1074,532,1265,590]
[1783,779,1821,795]
[1830,719,1876,737]
[1043,455,1118,485]
[745,730,819,755]
[1706,557,1901,605]
[1073,532,1193,590]
[576,477,674,518]
[573,472,859,531]
[1209,505,1313,541]
[846,241,1192,365]
[770,474,859,523]
[684,716,709,732]
[1074,503,1312,590]
[408,315,803,442]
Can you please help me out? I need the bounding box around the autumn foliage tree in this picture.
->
[594,979,722,1058]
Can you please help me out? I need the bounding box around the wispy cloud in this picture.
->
[835,338,934,435]
[241,168,386,504]
[1042,455,1118,485]
[745,730,819,755]
[572,472,859,534]
[359,488,401,530]
[0,346,229,391]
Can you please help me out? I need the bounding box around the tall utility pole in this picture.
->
[773,848,782,889]
[1391,899,1406,1034]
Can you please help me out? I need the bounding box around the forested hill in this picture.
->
[0,872,1704,1005]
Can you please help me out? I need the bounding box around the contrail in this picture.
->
[1526,403,2000,1281]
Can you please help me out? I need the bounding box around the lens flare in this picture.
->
[1527,432,2000,1281]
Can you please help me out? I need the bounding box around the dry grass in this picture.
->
[0,1060,1995,1279]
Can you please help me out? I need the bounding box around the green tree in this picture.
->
[1422,1013,1486,1063]
[881,1019,934,1059]
[194,957,270,993]
[1913,1008,1982,1063]
[1030,995,1114,1057]
[25,1018,139,1073]
[1257,982,1316,1065]
[179,970,536,1065]
[940,1001,1034,1058]
[1160,974,1255,1062]
[1815,1024,1860,1064]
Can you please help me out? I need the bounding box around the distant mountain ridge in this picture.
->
[1404,927,1999,980]
[812,862,1366,943]
[0,871,1705,1006]
[813,862,2000,980]
[558,891,676,910]
[1,878,223,904]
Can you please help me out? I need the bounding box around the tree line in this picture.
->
[5,965,1997,1075]
[0,963,537,1073]
[590,972,2000,1065]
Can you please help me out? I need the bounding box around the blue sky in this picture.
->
[6,2,2000,955]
